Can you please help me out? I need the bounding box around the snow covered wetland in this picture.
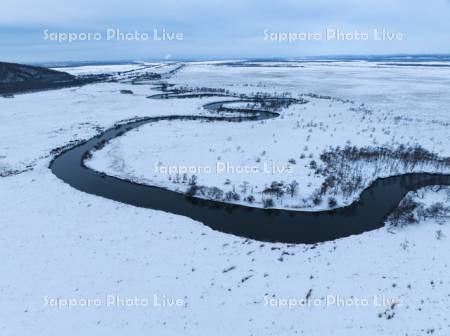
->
[2,60,450,335]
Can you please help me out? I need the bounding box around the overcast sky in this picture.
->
[1,0,450,63]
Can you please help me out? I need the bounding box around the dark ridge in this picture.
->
[0,61,107,95]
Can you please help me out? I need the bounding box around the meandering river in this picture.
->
[50,84,450,243]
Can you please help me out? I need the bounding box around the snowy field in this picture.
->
[1,61,450,335]
[87,62,450,210]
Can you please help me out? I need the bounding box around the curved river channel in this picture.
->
[50,84,450,244]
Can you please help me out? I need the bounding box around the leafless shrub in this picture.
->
[206,187,224,200]
[421,202,450,220]
[225,191,240,201]
[312,195,323,206]
[263,181,285,198]
[388,195,421,227]
[244,195,255,203]
[328,197,337,208]
[263,198,275,208]
[286,180,299,198]
[185,185,198,197]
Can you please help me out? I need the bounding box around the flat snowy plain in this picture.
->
[1,62,450,335]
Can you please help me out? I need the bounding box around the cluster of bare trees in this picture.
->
[179,174,301,208]
[314,145,450,200]
[262,180,299,199]
[388,192,450,227]
[260,180,300,208]
[169,86,231,95]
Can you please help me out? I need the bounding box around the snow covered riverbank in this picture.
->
[87,62,450,210]
[1,61,450,335]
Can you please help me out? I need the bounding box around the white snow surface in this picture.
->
[1,62,450,335]
[87,62,450,210]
